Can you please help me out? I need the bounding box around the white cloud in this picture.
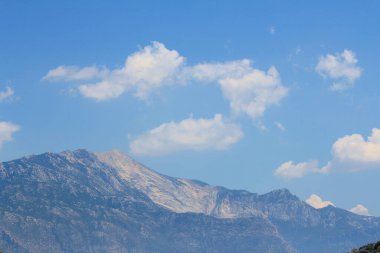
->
[332,128,380,164]
[350,204,370,216]
[78,80,126,101]
[44,42,288,119]
[73,42,183,101]
[130,114,243,156]
[188,59,252,81]
[323,128,380,172]
[274,160,326,180]
[0,122,20,147]
[274,121,286,131]
[305,194,335,209]
[316,49,362,91]
[0,86,14,102]
[42,65,109,82]
[188,60,288,119]
[275,128,380,180]
[218,66,288,119]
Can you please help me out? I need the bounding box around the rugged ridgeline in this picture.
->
[0,150,294,253]
[0,150,379,253]
[96,150,380,253]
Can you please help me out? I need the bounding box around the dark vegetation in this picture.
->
[350,241,380,253]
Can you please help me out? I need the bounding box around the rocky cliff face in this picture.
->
[0,149,379,253]
[95,150,380,252]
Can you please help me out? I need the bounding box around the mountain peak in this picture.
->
[260,188,299,202]
[60,148,92,157]
[94,149,139,171]
[97,149,128,157]
[56,149,97,164]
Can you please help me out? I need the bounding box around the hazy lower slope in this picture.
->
[0,149,293,253]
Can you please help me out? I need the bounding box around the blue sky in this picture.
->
[1,1,380,216]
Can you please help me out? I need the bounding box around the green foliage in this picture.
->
[350,240,380,253]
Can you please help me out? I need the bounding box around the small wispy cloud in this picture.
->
[0,122,20,148]
[0,86,14,102]
[274,121,286,131]
[316,49,362,91]
[42,65,109,82]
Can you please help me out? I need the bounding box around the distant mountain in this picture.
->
[0,149,379,253]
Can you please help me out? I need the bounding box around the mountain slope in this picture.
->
[95,150,221,215]
[1,149,379,253]
[0,150,293,253]
[95,150,380,253]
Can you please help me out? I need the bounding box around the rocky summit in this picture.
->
[0,149,379,253]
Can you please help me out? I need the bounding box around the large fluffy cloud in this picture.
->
[350,204,370,216]
[218,66,287,118]
[0,122,20,147]
[45,42,184,101]
[323,128,380,172]
[332,128,380,163]
[129,114,243,156]
[275,128,380,180]
[0,86,14,102]
[316,49,362,91]
[79,42,184,100]
[305,194,335,209]
[187,59,287,119]
[43,42,288,119]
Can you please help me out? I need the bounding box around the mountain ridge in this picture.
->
[94,149,301,218]
[0,149,294,253]
[92,149,380,252]
[0,149,379,253]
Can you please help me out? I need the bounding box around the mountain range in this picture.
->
[0,149,379,253]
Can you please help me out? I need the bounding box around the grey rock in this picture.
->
[0,149,379,253]
[96,150,380,253]
[0,149,293,253]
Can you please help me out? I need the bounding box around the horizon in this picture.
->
[0,147,374,217]
[1,1,379,218]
